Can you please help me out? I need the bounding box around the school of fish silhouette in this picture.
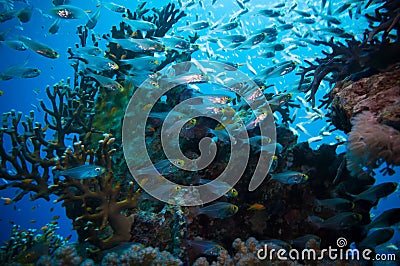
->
[0,0,400,264]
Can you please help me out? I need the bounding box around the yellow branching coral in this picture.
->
[50,134,139,250]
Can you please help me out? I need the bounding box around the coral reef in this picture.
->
[365,0,400,43]
[330,63,400,133]
[0,2,195,261]
[192,237,368,265]
[328,63,400,176]
[0,76,140,250]
[0,77,98,202]
[37,245,83,266]
[297,38,400,107]
[100,243,182,265]
[50,134,140,250]
[37,242,183,266]
[1,1,399,265]
[125,2,187,38]
[296,0,400,107]
[294,0,400,179]
[0,222,66,264]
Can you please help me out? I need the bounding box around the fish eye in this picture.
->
[95,167,101,172]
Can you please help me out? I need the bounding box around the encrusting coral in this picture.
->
[330,63,400,133]
[328,63,400,176]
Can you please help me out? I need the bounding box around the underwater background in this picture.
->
[0,0,400,265]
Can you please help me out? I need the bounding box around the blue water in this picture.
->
[0,0,399,260]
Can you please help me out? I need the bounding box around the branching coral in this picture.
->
[0,105,140,251]
[109,2,193,73]
[297,37,400,107]
[297,38,365,107]
[39,78,98,149]
[3,2,398,264]
[297,0,400,107]
[125,2,187,38]
[150,3,187,38]
[0,109,54,201]
[0,38,132,253]
[0,2,194,255]
[365,0,400,43]
[49,134,139,250]
[0,77,99,202]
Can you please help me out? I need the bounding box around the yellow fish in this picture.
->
[1,197,12,205]
[247,203,266,211]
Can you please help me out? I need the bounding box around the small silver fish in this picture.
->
[0,40,27,51]
[18,36,59,58]
[187,239,225,256]
[271,171,308,184]
[135,159,185,176]
[178,21,210,31]
[70,54,119,71]
[101,1,127,13]
[125,19,157,32]
[86,72,123,91]
[17,5,33,23]
[56,165,106,179]
[0,65,41,80]
[49,5,88,19]
[48,18,61,34]
[194,202,238,219]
